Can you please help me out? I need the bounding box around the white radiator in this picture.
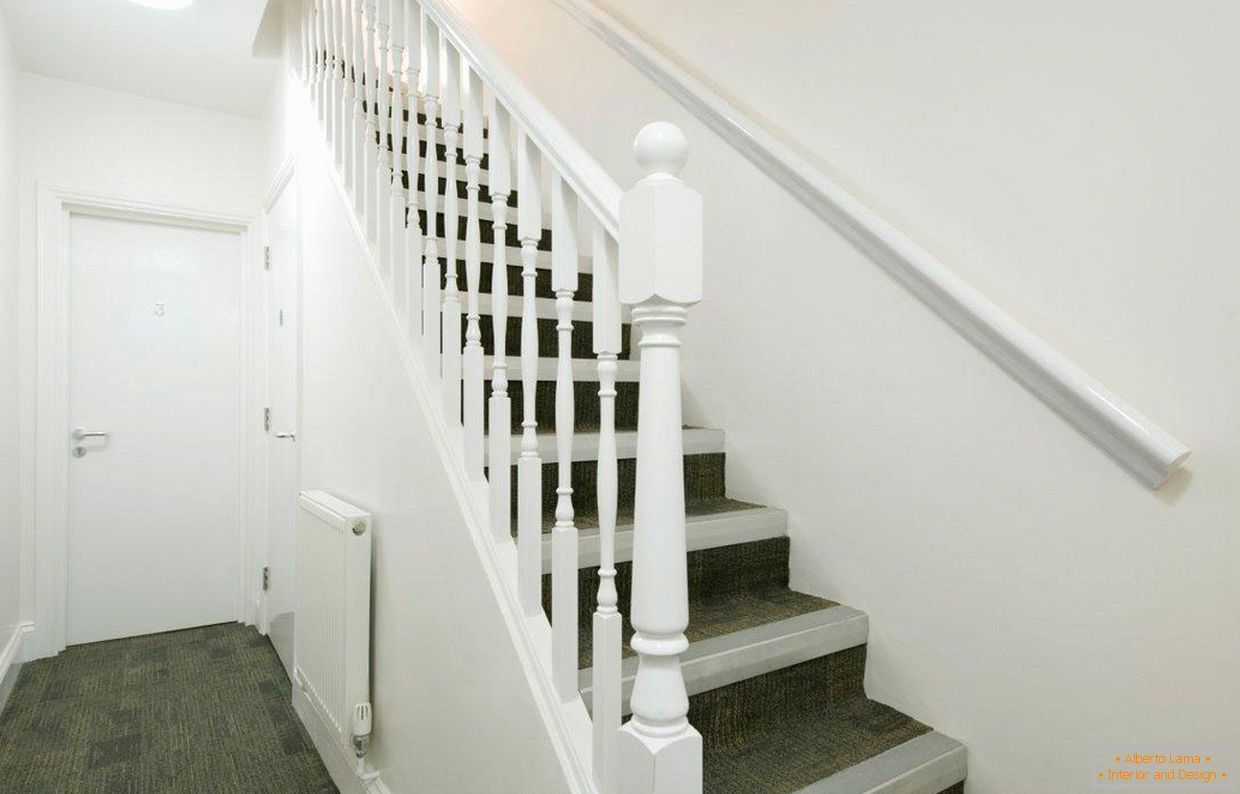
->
[295,490,372,755]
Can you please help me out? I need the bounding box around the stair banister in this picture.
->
[439,38,463,427]
[338,0,353,183]
[373,0,392,279]
[515,127,543,618]
[617,122,704,793]
[402,0,422,346]
[462,63,486,479]
[591,225,623,794]
[360,0,379,238]
[486,96,513,544]
[550,173,580,701]
[420,13,441,378]
[386,0,406,323]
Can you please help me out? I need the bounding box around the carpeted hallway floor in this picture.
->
[0,623,337,793]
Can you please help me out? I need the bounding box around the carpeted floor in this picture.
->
[0,623,336,794]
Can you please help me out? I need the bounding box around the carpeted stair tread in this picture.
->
[542,537,830,668]
[692,646,931,794]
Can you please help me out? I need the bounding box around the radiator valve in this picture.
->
[351,701,372,772]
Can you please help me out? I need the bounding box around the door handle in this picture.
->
[72,428,109,440]
[274,432,297,441]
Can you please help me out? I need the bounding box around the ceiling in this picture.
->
[0,0,278,118]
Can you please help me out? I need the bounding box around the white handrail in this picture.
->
[549,0,1190,488]
[417,0,623,238]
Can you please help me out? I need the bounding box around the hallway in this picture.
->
[0,624,336,793]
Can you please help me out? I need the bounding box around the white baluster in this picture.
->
[487,97,513,544]
[352,0,368,214]
[462,64,485,479]
[361,0,379,237]
[421,14,441,378]
[337,0,352,178]
[591,226,623,794]
[374,0,392,278]
[516,128,543,616]
[439,39,462,426]
[551,173,580,701]
[314,0,327,122]
[387,0,406,316]
[301,2,310,83]
[617,123,703,794]
[403,0,423,345]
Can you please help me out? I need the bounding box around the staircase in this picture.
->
[297,0,967,791]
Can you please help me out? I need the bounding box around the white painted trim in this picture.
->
[0,623,28,717]
[490,427,722,464]
[416,0,622,238]
[31,184,260,659]
[551,0,1190,489]
[794,730,967,794]
[303,82,595,792]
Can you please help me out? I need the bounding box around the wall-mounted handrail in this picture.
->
[549,0,1190,488]
[418,0,623,238]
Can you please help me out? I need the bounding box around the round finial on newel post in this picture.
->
[633,122,689,178]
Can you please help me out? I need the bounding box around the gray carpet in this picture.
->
[0,624,335,794]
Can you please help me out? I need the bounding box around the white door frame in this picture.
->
[31,184,263,660]
[256,155,303,636]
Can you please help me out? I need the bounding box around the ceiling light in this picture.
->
[127,0,194,9]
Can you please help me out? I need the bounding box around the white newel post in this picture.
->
[403,0,422,345]
[550,173,579,701]
[487,98,513,544]
[516,128,543,616]
[374,0,392,280]
[617,122,703,794]
[591,226,623,794]
[439,39,463,427]
[462,64,485,479]
[387,0,406,316]
[421,14,441,378]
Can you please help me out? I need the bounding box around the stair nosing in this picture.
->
[579,604,868,714]
[792,730,967,794]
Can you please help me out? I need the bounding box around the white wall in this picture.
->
[437,1,1240,792]
[16,74,268,635]
[0,6,21,661]
[260,37,573,788]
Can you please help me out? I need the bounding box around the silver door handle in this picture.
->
[72,428,109,440]
[274,432,297,441]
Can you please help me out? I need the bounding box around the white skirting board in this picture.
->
[0,623,30,718]
[293,680,390,794]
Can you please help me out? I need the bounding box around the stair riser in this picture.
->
[504,452,727,522]
[462,315,631,360]
[483,380,639,433]
[541,536,794,669]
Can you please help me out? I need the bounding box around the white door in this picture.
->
[264,177,300,675]
[67,214,243,646]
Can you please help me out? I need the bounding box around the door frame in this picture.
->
[255,155,303,636]
[31,184,262,659]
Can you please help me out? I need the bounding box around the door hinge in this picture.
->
[263,407,272,432]
[262,566,271,592]
[263,245,272,270]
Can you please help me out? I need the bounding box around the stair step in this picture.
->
[551,503,787,569]
[484,378,640,435]
[691,646,941,794]
[794,731,967,794]
[579,605,868,715]
[490,427,723,464]
[465,315,632,360]
[484,356,639,381]
[478,293,626,324]
[511,451,726,524]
